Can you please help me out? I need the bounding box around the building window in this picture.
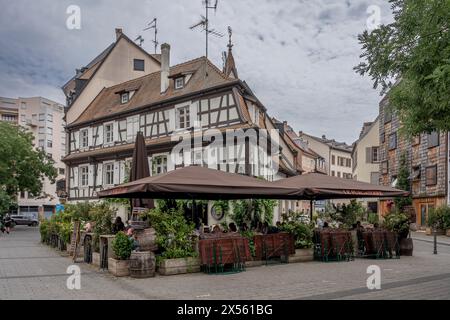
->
[388,132,397,150]
[104,163,114,185]
[80,129,88,148]
[384,108,392,123]
[79,166,89,187]
[47,140,52,148]
[426,165,437,186]
[38,139,45,148]
[372,147,379,163]
[331,171,335,176]
[370,172,380,185]
[133,59,145,71]
[39,113,45,121]
[346,158,351,168]
[381,160,389,174]
[59,168,65,175]
[176,106,190,129]
[38,127,45,134]
[427,131,439,148]
[331,155,335,165]
[152,156,168,176]
[412,135,420,146]
[47,127,53,135]
[337,172,341,178]
[104,123,114,144]
[121,92,129,104]
[381,132,385,143]
[47,114,53,122]
[175,77,184,89]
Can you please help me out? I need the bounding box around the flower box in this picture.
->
[158,257,200,276]
[108,258,130,277]
[288,248,314,263]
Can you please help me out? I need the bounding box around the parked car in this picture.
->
[10,215,39,227]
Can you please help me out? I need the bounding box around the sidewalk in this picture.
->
[411,231,450,246]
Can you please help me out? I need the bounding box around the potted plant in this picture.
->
[383,211,412,256]
[145,206,200,276]
[426,206,447,236]
[108,231,132,277]
[90,202,115,267]
[280,212,314,263]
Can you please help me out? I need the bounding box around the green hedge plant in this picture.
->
[112,231,132,260]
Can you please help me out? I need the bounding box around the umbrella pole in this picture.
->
[310,200,313,222]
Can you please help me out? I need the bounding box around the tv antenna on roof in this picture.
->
[190,0,223,60]
[143,18,158,54]
[134,35,144,47]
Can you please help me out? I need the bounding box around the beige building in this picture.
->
[351,117,380,213]
[0,96,66,218]
[298,132,352,178]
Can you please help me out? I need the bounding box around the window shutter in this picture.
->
[113,162,120,185]
[88,164,94,186]
[97,164,103,187]
[74,131,79,150]
[87,127,93,148]
[189,102,198,126]
[366,147,372,163]
[73,167,79,188]
[119,161,126,183]
[168,109,176,132]
[113,121,118,143]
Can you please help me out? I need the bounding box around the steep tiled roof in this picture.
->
[71,57,238,126]
[300,131,352,153]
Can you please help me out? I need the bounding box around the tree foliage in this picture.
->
[0,122,57,210]
[394,152,413,210]
[355,0,450,136]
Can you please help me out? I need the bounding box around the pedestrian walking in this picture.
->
[4,214,12,234]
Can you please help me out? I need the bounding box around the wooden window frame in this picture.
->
[426,165,437,186]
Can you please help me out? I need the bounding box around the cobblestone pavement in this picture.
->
[1,227,449,300]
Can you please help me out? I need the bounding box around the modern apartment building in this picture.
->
[379,95,449,227]
[352,116,380,213]
[0,96,66,218]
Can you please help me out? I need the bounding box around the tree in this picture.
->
[394,152,412,211]
[0,122,57,213]
[355,0,450,136]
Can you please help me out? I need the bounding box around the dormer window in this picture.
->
[175,77,184,90]
[121,92,129,104]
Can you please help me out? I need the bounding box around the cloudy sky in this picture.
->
[0,0,393,144]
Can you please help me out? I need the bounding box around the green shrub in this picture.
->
[427,206,450,230]
[240,230,256,257]
[383,211,410,238]
[112,231,132,260]
[90,202,116,252]
[145,206,197,260]
[39,219,50,242]
[280,211,313,249]
[368,212,379,225]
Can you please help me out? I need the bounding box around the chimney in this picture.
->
[115,28,123,41]
[160,43,171,93]
[322,135,326,139]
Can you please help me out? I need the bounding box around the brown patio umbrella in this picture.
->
[129,131,154,209]
[272,172,409,220]
[272,172,408,200]
[98,165,301,200]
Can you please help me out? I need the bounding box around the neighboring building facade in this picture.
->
[0,96,66,218]
[62,29,302,225]
[297,132,353,178]
[379,96,448,227]
[352,116,380,213]
[0,97,19,124]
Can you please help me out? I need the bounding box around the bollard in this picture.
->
[433,228,438,255]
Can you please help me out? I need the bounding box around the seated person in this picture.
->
[228,223,238,233]
[322,221,329,230]
[127,228,140,251]
[112,216,125,234]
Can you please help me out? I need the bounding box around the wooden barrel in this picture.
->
[399,238,413,256]
[129,251,156,278]
[135,228,158,251]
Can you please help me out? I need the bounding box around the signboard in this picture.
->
[70,221,81,262]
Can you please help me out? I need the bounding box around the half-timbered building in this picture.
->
[62,30,302,224]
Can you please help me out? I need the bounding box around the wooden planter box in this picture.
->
[92,252,101,267]
[245,260,263,268]
[108,258,130,277]
[288,248,314,263]
[253,233,295,261]
[158,257,201,276]
[426,228,445,236]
